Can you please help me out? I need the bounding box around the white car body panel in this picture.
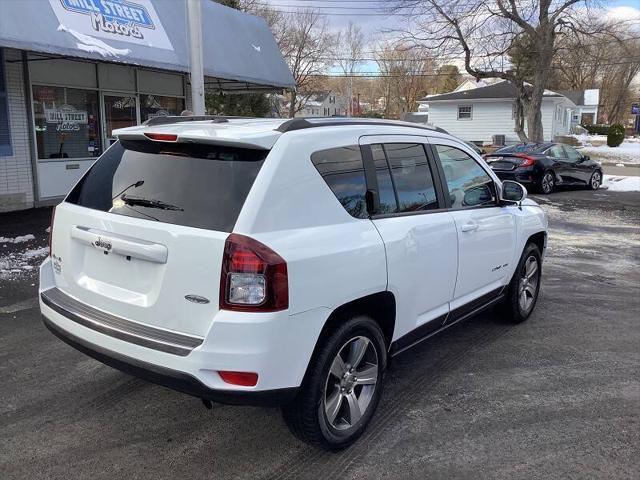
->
[40,118,548,397]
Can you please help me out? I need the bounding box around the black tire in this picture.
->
[501,243,542,324]
[537,171,555,194]
[588,170,602,190]
[282,316,387,450]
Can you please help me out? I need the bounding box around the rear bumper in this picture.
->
[39,257,329,404]
[493,168,537,185]
[42,314,297,407]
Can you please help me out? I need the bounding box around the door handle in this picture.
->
[461,222,479,232]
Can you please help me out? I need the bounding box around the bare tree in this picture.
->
[546,17,640,124]
[263,10,333,117]
[375,42,435,118]
[239,3,334,117]
[332,22,366,116]
[600,37,640,124]
[392,0,600,142]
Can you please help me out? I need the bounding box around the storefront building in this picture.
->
[0,0,294,212]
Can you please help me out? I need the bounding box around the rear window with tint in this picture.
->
[495,143,542,153]
[66,140,267,232]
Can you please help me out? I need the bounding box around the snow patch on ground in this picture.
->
[0,245,49,281]
[0,234,35,244]
[603,175,640,192]
[578,138,640,165]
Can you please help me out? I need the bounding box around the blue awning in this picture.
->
[0,0,294,91]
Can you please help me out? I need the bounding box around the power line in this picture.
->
[248,1,640,19]
[307,59,640,77]
[311,34,640,64]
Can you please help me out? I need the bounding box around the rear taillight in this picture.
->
[220,234,288,312]
[48,206,56,256]
[515,154,536,167]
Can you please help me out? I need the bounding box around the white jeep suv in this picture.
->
[40,117,547,450]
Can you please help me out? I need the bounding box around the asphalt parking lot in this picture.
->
[1,188,638,480]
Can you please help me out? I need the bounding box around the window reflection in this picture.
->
[32,85,101,159]
[436,145,495,209]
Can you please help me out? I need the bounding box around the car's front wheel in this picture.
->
[501,243,542,323]
[588,170,602,190]
[282,316,387,450]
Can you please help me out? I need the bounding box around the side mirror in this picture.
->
[500,180,527,205]
[582,154,590,161]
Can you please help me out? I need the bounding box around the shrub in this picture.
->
[582,123,610,135]
[607,124,625,147]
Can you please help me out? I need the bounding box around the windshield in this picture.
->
[66,140,268,232]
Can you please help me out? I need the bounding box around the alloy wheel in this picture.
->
[542,173,554,194]
[324,336,379,431]
[518,256,539,314]
[591,172,601,189]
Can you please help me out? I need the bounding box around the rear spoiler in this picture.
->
[113,125,279,151]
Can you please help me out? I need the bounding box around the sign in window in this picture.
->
[32,85,101,159]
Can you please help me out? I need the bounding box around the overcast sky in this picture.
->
[257,0,640,76]
[259,0,640,36]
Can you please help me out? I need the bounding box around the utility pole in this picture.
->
[187,0,205,115]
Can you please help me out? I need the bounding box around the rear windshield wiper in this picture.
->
[120,194,184,211]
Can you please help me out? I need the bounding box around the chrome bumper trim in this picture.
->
[41,288,204,356]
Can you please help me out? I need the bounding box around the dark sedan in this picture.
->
[484,143,603,194]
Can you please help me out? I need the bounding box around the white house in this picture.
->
[421,81,577,145]
[416,78,501,113]
[295,91,349,117]
[558,89,600,127]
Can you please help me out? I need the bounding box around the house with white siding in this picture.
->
[558,89,600,127]
[421,81,576,145]
[293,91,349,118]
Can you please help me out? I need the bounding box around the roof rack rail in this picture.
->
[276,117,449,135]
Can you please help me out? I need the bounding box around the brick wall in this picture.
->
[0,48,34,212]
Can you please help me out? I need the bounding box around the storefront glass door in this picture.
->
[103,93,138,146]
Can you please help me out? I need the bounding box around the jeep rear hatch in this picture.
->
[50,140,268,338]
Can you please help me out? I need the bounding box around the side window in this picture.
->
[436,145,496,209]
[382,143,439,213]
[311,145,368,219]
[547,145,566,159]
[563,145,582,162]
[371,144,398,214]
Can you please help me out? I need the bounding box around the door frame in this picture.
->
[100,91,140,148]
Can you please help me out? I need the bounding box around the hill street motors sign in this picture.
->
[49,0,173,50]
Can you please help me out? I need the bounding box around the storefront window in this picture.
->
[32,85,101,159]
[103,94,137,141]
[140,94,185,122]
